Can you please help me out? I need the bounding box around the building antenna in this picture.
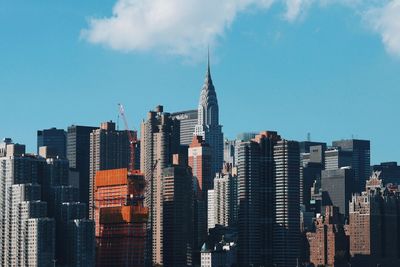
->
[117,105,120,131]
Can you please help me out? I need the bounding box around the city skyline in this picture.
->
[3,2,400,266]
[2,1,400,164]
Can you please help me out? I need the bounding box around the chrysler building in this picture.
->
[194,55,224,177]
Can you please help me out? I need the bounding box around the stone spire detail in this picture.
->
[193,52,224,176]
[197,53,219,128]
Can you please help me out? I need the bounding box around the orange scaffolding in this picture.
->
[95,169,148,267]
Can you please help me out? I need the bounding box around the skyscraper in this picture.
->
[324,147,353,171]
[300,144,326,211]
[212,166,238,227]
[321,168,355,218]
[67,219,95,267]
[171,110,198,146]
[306,206,348,267]
[207,189,215,230]
[189,136,213,197]
[373,162,400,185]
[94,168,148,267]
[189,135,212,259]
[40,143,95,267]
[223,139,236,166]
[349,172,400,266]
[332,139,371,192]
[89,121,132,219]
[0,137,95,266]
[273,139,301,267]
[0,142,55,266]
[26,218,56,267]
[162,165,194,267]
[140,105,181,266]
[67,125,98,212]
[37,127,67,158]
[237,131,281,266]
[194,56,224,177]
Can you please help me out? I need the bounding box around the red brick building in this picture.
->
[307,206,348,267]
[189,135,212,262]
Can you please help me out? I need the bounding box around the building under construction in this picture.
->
[95,168,148,267]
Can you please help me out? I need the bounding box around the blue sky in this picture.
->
[1,0,400,164]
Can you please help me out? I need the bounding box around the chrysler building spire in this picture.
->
[194,52,224,176]
[197,53,219,127]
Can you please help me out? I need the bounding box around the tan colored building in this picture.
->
[140,106,180,266]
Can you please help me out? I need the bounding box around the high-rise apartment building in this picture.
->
[273,139,301,267]
[207,189,215,230]
[38,147,95,267]
[140,105,181,266]
[67,125,98,212]
[332,139,371,192]
[233,132,257,168]
[0,139,95,267]
[237,131,281,266]
[8,184,52,267]
[37,127,67,158]
[193,58,224,177]
[94,168,148,267]
[89,121,133,219]
[26,218,56,267]
[171,109,198,146]
[212,166,238,227]
[0,142,55,266]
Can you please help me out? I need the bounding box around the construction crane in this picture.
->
[118,103,138,175]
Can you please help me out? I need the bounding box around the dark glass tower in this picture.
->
[37,127,67,158]
[332,139,370,192]
[321,168,355,218]
[67,125,98,214]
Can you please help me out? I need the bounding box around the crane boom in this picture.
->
[118,103,137,173]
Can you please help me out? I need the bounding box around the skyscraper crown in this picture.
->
[197,52,219,127]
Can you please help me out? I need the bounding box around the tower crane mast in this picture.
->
[118,103,138,174]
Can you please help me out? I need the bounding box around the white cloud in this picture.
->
[81,0,274,56]
[284,0,314,22]
[81,0,400,58]
[365,0,400,56]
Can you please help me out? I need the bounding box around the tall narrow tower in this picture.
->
[140,106,181,266]
[194,54,224,177]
